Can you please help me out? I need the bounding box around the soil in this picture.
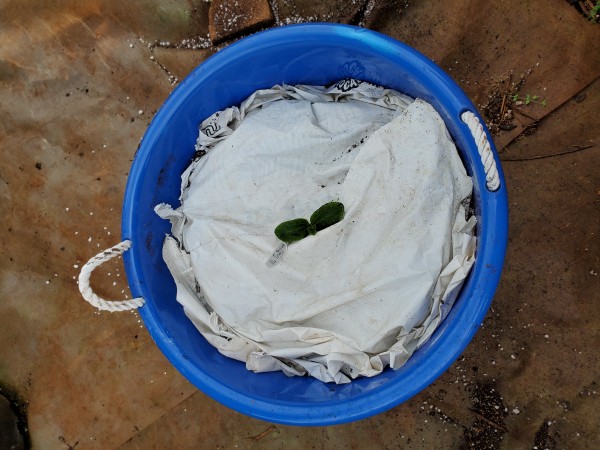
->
[0,384,30,449]
[481,71,528,134]
[460,382,508,450]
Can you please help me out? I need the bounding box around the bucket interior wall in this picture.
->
[122,24,507,425]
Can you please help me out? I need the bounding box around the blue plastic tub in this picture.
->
[122,23,508,425]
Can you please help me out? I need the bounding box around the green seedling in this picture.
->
[511,93,547,107]
[589,1,600,23]
[275,201,345,244]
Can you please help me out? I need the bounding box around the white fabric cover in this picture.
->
[156,80,476,384]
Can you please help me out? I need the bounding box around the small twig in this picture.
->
[512,107,538,121]
[500,93,507,119]
[58,436,79,450]
[467,408,508,433]
[500,145,596,161]
[245,426,276,441]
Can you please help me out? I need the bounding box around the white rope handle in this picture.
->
[461,111,500,191]
[78,240,145,312]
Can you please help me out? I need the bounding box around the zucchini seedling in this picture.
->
[274,201,345,244]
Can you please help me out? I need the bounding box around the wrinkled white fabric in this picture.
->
[156,80,476,384]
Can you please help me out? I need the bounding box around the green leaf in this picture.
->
[310,202,345,232]
[541,99,547,107]
[274,218,311,244]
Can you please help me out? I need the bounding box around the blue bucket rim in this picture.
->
[122,23,509,425]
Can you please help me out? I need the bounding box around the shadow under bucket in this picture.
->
[121,23,508,425]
